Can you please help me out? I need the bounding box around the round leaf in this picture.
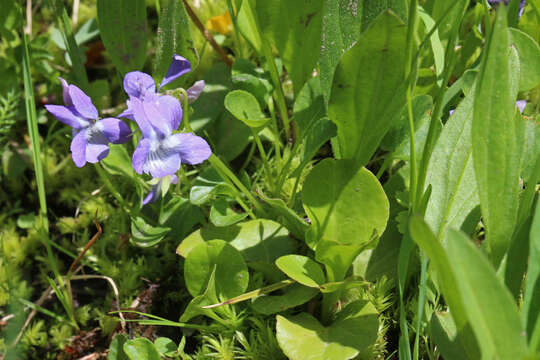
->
[302,159,389,248]
[184,240,249,298]
[123,338,160,360]
[224,90,269,127]
[275,255,325,287]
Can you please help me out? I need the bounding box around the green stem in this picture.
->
[95,164,131,214]
[179,88,192,132]
[226,0,244,58]
[208,155,266,215]
[413,255,429,359]
[268,97,282,163]
[251,128,275,193]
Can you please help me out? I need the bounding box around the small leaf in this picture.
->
[123,338,160,360]
[209,198,248,227]
[275,255,326,288]
[509,28,540,91]
[184,240,249,299]
[524,202,540,349]
[108,334,129,360]
[276,300,378,360]
[130,217,171,248]
[224,90,269,127]
[101,144,135,178]
[154,337,177,357]
[97,0,147,75]
[252,284,318,315]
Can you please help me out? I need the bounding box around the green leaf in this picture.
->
[251,284,318,315]
[154,337,177,357]
[154,0,196,86]
[97,0,147,75]
[328,11,407,164]
[408,217,480,359]
[254,0,324,94]
[509,28,540,91]
[258,192,309,239]
[130,217,171,248]
[362,0,407,28]
[123,338,160,360]
[275,255,326,288]
[425,91,478,240]
[224,89,269,127]
[446,229,528,359]
[429,312,467,360]
[184,240,249,299]
[159,197,204,240]
[319,0,362,101]
[236,0,262,53]
[17,213,36,229]
[189,167,236,205]
[209,198,248,227]
[292,77,327,136]
[524,202,540,349]
[315,240,364,282]
[302,159,389,248]
[101,144,135,178]
[108,334,129,360]
[231,59,273,107]
[472,7,524,266]
[276,300,378,360]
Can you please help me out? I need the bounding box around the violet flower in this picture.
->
[143,174,178,205]
[45,78,131,167]
[119,55,204,120]
[516,100,527,113]
[130,97,211,178]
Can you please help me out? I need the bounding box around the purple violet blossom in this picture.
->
[45,78,131,167]
[516,100,527,113]
[143,174,178,205]
[130,96,211,178]
[119,55,204,120]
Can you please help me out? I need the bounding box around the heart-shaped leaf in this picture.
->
[123,338,160,360]
[224,90,269,127]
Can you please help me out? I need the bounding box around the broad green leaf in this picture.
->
[380,95,433,158]
[292,77,327,136]
[472,7,524,266]
[159,197,204,240]
[130,217,171,248]
[231,59,273,107]
[189,168,236,206]
[319,0,362,101]
[97,0,147,75]
[276,300,378,360]
[102,144,135,178]
[362,0,407,28]
[275,255,326,288]
[251,284,318,315]
[258,192,309,239]
[409,217,480,359]
[315,240,363,282]
[123,338,160,360]
[300,118,337,165]
[184,240,248,299]
[236,0,262,53]
[154,0,196,87]
[425,91,479,240]
[209,113,252,161]
[254,0,324,94]
[209,198,248,227]
[180,268,222,323]
[521,117,540,181]
[224,89,269,127]
[154,337,177,357]
[509,28,540,91]
[302,159,389,248]
[524,202,540,349]
[177,219,295,266]
[446,229,528,359]
[328,11,407,164]
[419,8,444,85]
[429,312,467,360]
[108,334,129,360]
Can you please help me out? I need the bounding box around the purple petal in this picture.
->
[132,138,151,174]
[142,137,182,178]
[516,100,526,114]
[142,183,160,205]
[70,129,87,167]
[118,100,135,120]
[142,100,173,137]
[85,125,110,163]
[170,174,179,184]
[170,133,212,165]
[158,54,191,92]
[69,85,98,120]
[45,104,89,129]
[155,95,182,131]
[123,71,156,99]
[59,77,73,106]
[96,117,132,144]
[187,80,205,103]
[130,98,156,138]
